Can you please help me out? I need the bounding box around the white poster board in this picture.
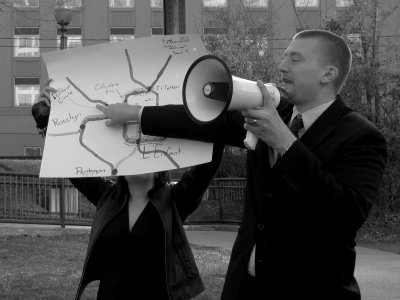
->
[40,34,212,178]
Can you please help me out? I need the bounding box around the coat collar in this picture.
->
[284,96,349,151]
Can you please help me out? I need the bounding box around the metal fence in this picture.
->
[0,173,245,226]
[0,173,95,226]
[187,178,245,224]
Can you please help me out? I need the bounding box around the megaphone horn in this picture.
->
[182,54,288,150]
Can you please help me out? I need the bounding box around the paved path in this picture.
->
[185,227,237,249]
[1,224,400,299]
[355,247,400,300]
[185,229,400,300]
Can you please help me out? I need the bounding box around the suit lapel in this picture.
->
[299,98,347,151]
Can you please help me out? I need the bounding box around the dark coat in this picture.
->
[141,97,387,300]
[70,144,223,300]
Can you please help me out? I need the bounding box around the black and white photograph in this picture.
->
[0,0,399,299]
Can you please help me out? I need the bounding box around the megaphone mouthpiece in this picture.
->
[203,82,230,102]
[203,83,213,97]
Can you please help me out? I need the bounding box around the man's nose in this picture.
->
[277,60,287,73]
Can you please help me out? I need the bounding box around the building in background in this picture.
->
[0,0,398,156]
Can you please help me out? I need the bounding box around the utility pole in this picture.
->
[54,2,73,228]
[163,0,186,35]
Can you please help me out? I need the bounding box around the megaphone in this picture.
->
[182,54,288,150]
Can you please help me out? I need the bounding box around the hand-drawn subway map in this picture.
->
[40,34,212,178]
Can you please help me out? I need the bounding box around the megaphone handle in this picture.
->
[243,131,258,150]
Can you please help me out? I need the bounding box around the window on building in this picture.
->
[24,146,42,157]
[14,78,40,107]
[13,28,40,57]
[59,0,82,7]
[71,0,82,6]
[57,28,82,49]
[203,0,227,7]
[243,0,268,8]
[13,0,39,7]
[152,27,164,36]
[295,0,319,7]
[336,0,353,7]
[110,27,135,41]
[109,0,134,7]
[151,0,163,8]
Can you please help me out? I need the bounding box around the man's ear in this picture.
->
[321,66,339,84]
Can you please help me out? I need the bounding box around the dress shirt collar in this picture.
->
[290,99,336,134]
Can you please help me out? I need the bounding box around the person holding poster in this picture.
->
[97,30,387,300]
[35,87,225,300]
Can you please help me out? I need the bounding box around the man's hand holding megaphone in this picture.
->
[242,81,297,156]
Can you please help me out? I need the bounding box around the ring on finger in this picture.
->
[252,118,258,126]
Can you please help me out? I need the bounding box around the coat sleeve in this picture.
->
[69,177,114,207]
[275,117,387,233]
[141,105,246,147]
[170,143,225,222]
[141,100,292,148]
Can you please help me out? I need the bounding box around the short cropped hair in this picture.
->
[294,29,352,93]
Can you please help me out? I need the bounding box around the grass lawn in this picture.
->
[0,233,230,300]
[356,223,400,254]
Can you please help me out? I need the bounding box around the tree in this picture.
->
[323,0,400,126]
[201,2,276,83]
[200,3,277,177]
[323,1,400,224]
[0,0,8,12]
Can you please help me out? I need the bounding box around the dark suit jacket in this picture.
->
[141,96,387,300]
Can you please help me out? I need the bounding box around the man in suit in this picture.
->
[97,30,387,299]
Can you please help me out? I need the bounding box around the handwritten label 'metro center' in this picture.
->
[94,82,119,90]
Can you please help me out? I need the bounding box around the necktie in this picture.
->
[290,114,304,138]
